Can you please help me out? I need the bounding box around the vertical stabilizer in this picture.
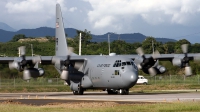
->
[56,4,68,56]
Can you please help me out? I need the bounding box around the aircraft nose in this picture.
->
[122,71,138,87]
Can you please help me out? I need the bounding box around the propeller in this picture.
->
[136,47,158,76]
[52,55,71,80]
[9,46,41,80]
[9,46,27,71]
[181,44,192,76]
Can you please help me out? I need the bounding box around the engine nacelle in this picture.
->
[141,65,166,75]
[154,65,166,74]
[23,68,45,80]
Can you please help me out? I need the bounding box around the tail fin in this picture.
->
[55,4,68,56]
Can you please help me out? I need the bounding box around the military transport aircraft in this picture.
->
[2,4,200,95]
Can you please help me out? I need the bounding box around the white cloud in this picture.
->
[6,0,66,13]
[69,7,77,12]
[4,0,67,29]
[1,0,200,43]
[85,0,200,30]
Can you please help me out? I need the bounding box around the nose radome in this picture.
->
[122,71,138,86]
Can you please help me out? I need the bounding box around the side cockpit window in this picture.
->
[131,61,138,70]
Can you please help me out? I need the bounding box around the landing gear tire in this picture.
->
[73,91,78,95]
[107,90,118,95]
[78,86,84,95]
[119,89,129,95]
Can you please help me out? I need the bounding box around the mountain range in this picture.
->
[0,22,176,43]
[0,22,16,32]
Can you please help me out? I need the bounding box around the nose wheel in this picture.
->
[119,89,129,95]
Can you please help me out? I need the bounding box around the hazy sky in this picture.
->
[1,0,200,43]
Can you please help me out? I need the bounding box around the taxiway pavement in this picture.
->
[0,91,199,105]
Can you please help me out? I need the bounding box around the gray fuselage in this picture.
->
[67,56,138,90]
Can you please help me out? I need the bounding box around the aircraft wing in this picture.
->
[1,53,199,65]
[120,53,200,61]
[0,56,53,65]
[52,53,200,62]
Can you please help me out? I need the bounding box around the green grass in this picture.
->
[0,102,200,112]
[0,76,199,93]
[0,84,199,93]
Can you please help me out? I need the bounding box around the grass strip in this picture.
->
[0,101,200,112]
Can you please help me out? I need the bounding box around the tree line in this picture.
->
[0,30,200,79]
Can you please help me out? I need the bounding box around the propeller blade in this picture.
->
[32,56,41,64]
[74,62,83,70]
[185,66,192,76]
[23,69,31,80]
[152,50,160,59]
[148,67,157,77]
[60,70,69,80]
[137,64,142,70]
[136,47,144,56]
[18,46,26,56]
[9,61,19,70]
[181,44,188,54]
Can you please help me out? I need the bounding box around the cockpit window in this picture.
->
[122,62,126,66]
[131,62,134,65]
[113,60,121,67]
[126,62,131,65]
[131,61,138,70]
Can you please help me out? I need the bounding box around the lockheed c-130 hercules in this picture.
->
[3,4,200,95]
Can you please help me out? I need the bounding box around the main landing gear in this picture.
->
[119,89,129,95]
[107,89,129,95]
[73,83,84,95]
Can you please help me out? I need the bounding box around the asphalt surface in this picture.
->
[0,91,199,105]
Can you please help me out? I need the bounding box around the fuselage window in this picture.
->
[115,70,119,75]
